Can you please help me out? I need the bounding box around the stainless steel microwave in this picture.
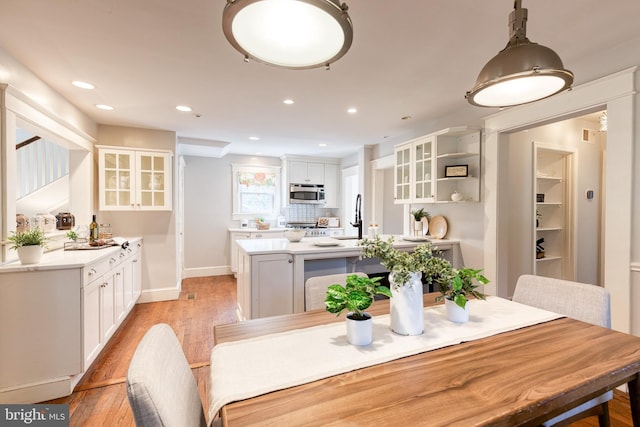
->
[290,183,325,204]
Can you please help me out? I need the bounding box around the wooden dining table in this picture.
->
[213,294,640,426]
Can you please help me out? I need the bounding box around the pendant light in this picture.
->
[466,0,573,107]
[222,0,353,70]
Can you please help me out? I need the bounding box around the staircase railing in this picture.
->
[16,137,69,199]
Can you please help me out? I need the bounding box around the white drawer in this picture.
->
[83,255,119,286]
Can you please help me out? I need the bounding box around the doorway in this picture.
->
[503,111,606,295]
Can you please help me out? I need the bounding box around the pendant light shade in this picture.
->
[466,0,573,107]
[222,0,353,70]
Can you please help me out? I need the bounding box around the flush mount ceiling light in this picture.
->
[466,0,573,107]
[222,0,353,69]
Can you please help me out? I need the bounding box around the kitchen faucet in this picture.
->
[350,193,362,240]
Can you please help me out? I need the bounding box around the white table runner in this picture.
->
[208,297,562,423]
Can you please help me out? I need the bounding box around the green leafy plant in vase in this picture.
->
[7,228,49,264]
[430,260,489,322]
[410,208,429,236]
[325,274,392,345]
[359,235,437,335]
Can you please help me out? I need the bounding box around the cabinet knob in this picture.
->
[288,258,293,263]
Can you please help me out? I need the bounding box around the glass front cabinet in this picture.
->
[98,147,173,211]
[394,136,435,204]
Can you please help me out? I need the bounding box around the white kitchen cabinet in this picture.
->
[394,136,435,204]
[81,239,143,370]
[290,160,325,184]
[323,163,339,208]
[229,229,285,275]
[98,146,173,211]
[236,251,294,320]
[0,238,142,403]
[394,127,481,204]
[534,144,575,280]
[394,143,411,203]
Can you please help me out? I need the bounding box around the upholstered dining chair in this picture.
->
[512,274,612,427]
[126,323,207,427]
[305,272,369,311]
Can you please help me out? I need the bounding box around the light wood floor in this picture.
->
[46,275,633,426]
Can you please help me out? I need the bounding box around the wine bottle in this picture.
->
[89,214,99,242]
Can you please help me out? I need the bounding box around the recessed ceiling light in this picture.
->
[283,99,294,105]
[318,143,327,147]
[96,104,114,111]
[347,107,357,114]
[249,136,260,141]
[176,105,192,112]
[72,81,95,90]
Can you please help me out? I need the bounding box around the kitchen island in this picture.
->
[235,235,461,320]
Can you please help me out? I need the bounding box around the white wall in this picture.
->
[97,125,179,302]
[182,154,281,276]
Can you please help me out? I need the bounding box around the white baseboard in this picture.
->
[137,284,181,303]
[182,265,231,278]
[0,377,73,404]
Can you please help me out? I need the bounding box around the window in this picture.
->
[232,164,281,219]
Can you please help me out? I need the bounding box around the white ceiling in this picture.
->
[0,0,638,158]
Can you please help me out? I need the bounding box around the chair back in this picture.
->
[126,324,206,427]
[512,274,610,328]
[305,272,368,311]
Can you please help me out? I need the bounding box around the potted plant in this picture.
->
[432,262,490,323]
[359,236,436,335]
[325,274,392,345]
[7,228,49,264]
[410,208,429,235]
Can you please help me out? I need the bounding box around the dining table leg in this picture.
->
[629,375,640,426]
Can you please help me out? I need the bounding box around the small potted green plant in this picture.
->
[432,263,489,323]
[7,228,49,264]
[325,274,392,345]
[410,208,429,235]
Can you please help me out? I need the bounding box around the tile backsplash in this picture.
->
[283,205,339,224]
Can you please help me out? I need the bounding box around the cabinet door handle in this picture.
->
[288,258,293,263]
[110,257,117,263]
[132,259,138,263]
[116,272,121,276]
[120,252,125,258]
[89,268,97,276]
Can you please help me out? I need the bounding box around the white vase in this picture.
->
[346,312,372,346]
[389,272,424,335]
[445,298,469,323]
[17,245,44,265]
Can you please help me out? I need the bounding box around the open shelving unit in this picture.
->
[533,144,575,280]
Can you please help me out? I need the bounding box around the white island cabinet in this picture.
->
[0,238,142,404]
[235,236,461,321]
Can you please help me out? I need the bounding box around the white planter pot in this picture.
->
[445,298,469,323]
[413,220,423,236]
[16,245,44,265]
[346,312,372,346]
[389,272,424,335]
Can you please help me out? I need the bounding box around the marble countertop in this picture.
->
[0,237,142,273]
[236,235,459,256]
[228,227,290,232]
